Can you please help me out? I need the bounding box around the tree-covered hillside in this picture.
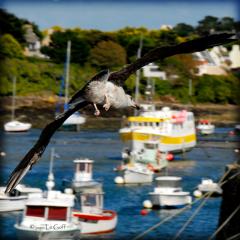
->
[0,8,239,104]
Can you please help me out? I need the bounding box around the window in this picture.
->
[26,206,45,217]
[48,207,67,220]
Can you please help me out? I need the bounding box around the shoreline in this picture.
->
[0,96,239,129]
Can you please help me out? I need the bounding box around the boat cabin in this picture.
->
[73,159,93,182]
[79,191,104,215]
[23,191,75,222]
[155,176,182,189]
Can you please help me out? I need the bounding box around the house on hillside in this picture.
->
[143,63,167,80]
[23,24,46,58]
[193,44,240,76]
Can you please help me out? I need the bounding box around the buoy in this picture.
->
[140,209,149,216]
[0,152,6,157]
[143,200,153,209]
[193,190,202,198]
[166,153,174,161]
[114,176,124,184]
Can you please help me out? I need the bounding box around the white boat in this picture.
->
[4,120,32,132]
[64,158,102,193]
[14,148,80,239]
[196,119,215,135]
[197,178,222,196]
[15,190,80,240]
[4,77,32,132]
[120,140,169,172]
[0,184,42,212]
[120,106,197,164]
[73,189,117,234]
[115,163,154,184]
[148,176,192,208]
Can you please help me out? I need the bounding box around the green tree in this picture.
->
[0,34,23,58]
[89,40,127,69]
[41,30,90,64]
[173,23,195,37]
[196,16,219,36]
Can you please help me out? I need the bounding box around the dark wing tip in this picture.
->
[5,164,32,193]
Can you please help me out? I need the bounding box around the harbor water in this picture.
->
[0,127,239,240]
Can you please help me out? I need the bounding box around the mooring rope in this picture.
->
[226,232,240,240]
[172,166,233,240]
[208,203,240,240]
[132,166,234,240]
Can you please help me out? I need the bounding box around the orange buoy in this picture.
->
[140,209,149,216]
[166,153,174,161]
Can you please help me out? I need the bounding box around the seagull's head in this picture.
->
[126,95,140,110]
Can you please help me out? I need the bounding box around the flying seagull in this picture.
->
[5,33,236,193]
[66,69,140,116]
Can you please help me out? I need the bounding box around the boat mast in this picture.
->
[134,35,143,115]
[64,40,71,110]
[46,148,55,192]
[11,76,16,121]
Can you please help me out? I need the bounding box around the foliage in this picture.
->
[0,8,42,44]
[0,10,239,105]
[0,34,24,59]
[195,75,238,104]
[173,23,195,37]
[41,30,91,65]
[89,40,127,69]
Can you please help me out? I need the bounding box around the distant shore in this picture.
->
[0,96,239,129]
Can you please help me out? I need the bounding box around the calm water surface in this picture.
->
[0,127,238,240]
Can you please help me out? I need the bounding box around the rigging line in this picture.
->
[132,167,233,240]
[172,192,213,240]
[208,203,240,240]
[172,167,233,240]
[132,191,210,240]
[226,233,240,240]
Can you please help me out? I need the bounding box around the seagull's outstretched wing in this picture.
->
[108,33,236,85]
[5,101,89,193]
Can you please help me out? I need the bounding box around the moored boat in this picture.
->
[0,184,42,212]
[63,158,102,193]
[196,119,215,135]
[146,176,192,208]
[114,163,154,184]
[73,189,117,234]
[15,190,80,240]
[197,178,222,196]
[119,107,197,163]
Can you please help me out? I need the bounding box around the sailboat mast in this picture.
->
[134,35,143,103]
[11,76,16,121]
[64,40,71,108]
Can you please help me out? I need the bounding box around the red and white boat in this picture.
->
[73,190,117,234]
[196,119,215,135]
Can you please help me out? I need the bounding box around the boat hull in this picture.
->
[4,121,32,132]
[15,225,80,240]
[123,169,153,184]
[120,131,196,153]
[149,192,192,208]
[0,196,27,212]
[73,210,117,234]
